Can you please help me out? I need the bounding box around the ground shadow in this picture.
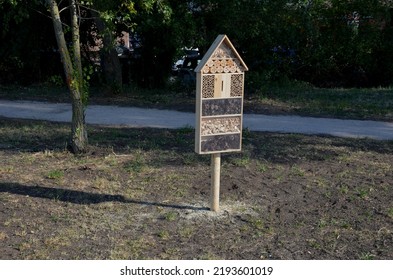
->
[242,132,393,163]
[0,183,209,211]
[1,118,392,167]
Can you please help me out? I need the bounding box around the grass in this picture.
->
[0,117,392,260]
[0,79,393,259]
[249,81,393,121]
[229,154,251,167]
[359,252,376,260]
[163,212,177,221]
[123,152,146,174]
[46,170,64,180]
[388,208,393,219]
[1,81,392,121]
[256,161,268,172]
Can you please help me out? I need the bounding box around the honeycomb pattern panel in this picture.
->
[230,74,243,97]
[202,75,215,98]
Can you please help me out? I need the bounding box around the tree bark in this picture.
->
[69,0,88,153]
[46,0,88,153]
[70,0,83,84]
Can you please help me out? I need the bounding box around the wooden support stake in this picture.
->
[210,153,221,212]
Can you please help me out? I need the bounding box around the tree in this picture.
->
[189,0,393,87]
[93,13,123,94]
[46,0,88,153]
[89,1,133,94]
[3,0,393,92]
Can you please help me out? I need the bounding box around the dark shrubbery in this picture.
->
[1,0,393,88]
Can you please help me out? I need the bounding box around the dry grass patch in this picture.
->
[0,118,392,259]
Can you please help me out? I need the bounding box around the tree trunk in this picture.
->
[70,87,88,154]
[69,0,88,153]
[93,14,123,95]
[70,0,83,85]
[46,0,88,153]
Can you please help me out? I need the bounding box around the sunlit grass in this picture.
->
[255,83,393,120]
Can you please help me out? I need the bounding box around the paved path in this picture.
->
[1,100,392,140]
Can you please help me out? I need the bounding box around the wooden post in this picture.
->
[211,153,221,211]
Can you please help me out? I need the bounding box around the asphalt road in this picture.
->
[1,100,392,140]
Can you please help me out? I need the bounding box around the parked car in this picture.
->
[115,45,131,58]
[172,48,201,85]
[172,59,184,74]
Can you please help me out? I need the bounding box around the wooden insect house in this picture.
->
[195,35,248,211]
[195,34,248,154]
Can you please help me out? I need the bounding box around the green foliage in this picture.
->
[0,0,32,33]
[127,0,193,88]
[190,0,393,87]
[81,65,94,104]
[0,0,61,85]
[2,0,393,87]
[46,75,64,87]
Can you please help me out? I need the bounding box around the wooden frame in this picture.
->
[195,35,248,155]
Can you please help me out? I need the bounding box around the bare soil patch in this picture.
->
[0,118,392,259]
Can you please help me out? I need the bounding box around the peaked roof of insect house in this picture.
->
[195,34,248,74]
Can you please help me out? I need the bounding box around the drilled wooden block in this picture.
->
[201,134,241,152]
[202,98,242,116]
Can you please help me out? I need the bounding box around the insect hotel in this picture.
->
[195,35,248,211]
